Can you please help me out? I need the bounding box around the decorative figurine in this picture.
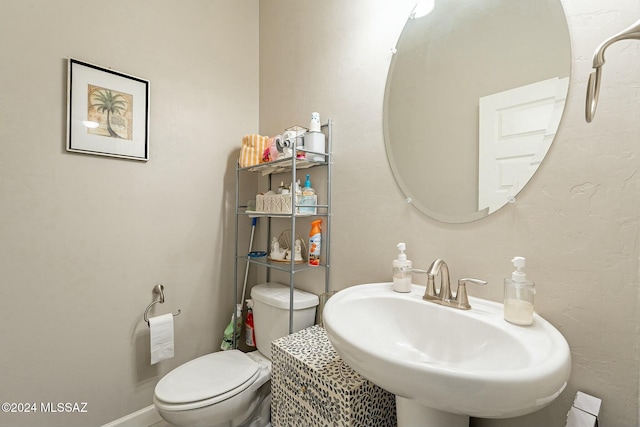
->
[270,237,286,260]
[294,238,303,261]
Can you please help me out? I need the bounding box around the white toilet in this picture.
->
[153,282,319,427]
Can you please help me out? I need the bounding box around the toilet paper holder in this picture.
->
[143,284,181,327]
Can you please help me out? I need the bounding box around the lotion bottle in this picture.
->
[504,256,535,325]
[392,243,412,293]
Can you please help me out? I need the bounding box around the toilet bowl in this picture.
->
[154,350,271,427]
[153,282,319,427]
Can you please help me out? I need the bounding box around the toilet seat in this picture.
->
[154,350,260,411]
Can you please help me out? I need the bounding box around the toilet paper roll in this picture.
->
[280,131,296,149]
[149,313,174,364]
[274,134,290,154]
[272,135,283,151]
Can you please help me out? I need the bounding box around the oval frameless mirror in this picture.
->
[384,0,571,223]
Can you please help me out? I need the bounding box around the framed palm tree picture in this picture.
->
[66,58,150,161]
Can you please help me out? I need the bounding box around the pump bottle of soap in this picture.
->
[299,174,317,214]
[392,243,412,293]
[302,174,315,196]
[504,256,535,325]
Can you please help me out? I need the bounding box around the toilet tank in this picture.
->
[251,282,319,359]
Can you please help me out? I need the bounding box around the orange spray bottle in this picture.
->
[308,219,322,266]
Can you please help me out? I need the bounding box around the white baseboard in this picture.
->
[101,405,162,427]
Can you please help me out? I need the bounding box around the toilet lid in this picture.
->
[155,350,259,404]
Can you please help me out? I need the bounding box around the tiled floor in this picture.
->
[149,420,171,427]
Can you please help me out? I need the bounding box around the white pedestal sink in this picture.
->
[322,283,571,426]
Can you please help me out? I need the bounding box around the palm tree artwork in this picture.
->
[87,84,133,140]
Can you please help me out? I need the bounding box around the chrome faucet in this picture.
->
[422,259,487,310]
[424,259,451,302]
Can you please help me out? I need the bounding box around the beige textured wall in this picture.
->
[260,0,640,426]
[1,1,639,426]
[0,1,258,426]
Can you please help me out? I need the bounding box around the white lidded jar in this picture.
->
[392,243,412,293]
[304,112,326,162]
[504,256,535,325]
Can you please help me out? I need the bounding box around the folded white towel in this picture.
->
[149,313,174,364]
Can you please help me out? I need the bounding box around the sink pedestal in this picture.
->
[397,397,468,427]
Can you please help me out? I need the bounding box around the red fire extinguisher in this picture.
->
[245,299,255,347]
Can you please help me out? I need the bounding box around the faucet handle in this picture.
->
[455,278,487,310]
[424,274,438,300]
[400,268,436,299]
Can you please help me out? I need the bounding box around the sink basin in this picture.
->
[323,283,571,423]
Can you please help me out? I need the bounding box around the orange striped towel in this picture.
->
[239,134,269,168]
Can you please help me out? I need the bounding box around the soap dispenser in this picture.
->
[299,174,317,214]
[302,174,315,196]
[504,256,535,325]
[392,243,412,293]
